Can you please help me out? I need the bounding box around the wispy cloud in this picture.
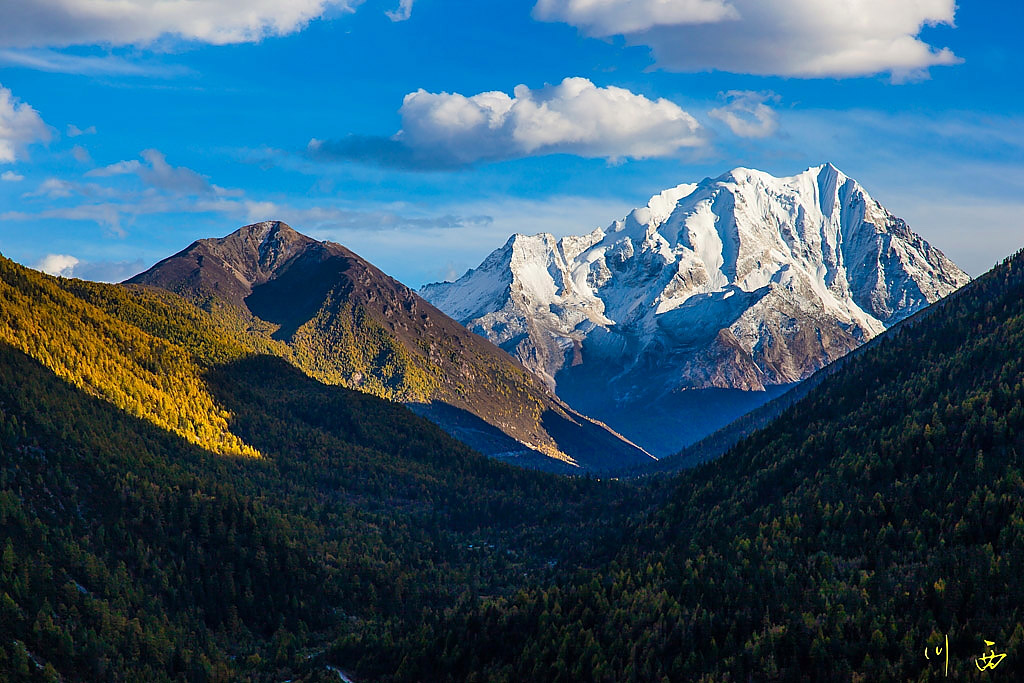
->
[24,178,76,199]
[240,203,494,232]
[4,144,502,246]
[87,149,212,194]
[386,0,415,22]
[0,49,187,77]
[306,194,638,287]
[71,144,91,163]
[67,123,96,137]
[13,149,233,236]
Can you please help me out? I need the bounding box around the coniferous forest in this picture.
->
[3,244,1024,681]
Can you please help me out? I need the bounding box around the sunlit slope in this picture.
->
[0,255,258,457]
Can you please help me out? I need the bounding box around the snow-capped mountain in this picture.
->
[421,164,970,455]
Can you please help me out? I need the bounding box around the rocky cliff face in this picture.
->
[421,164,970,454]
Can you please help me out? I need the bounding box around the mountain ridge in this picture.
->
[129,221,652,471]
[422,163,969,455]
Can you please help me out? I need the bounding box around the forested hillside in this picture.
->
[0,257,650,681]
[5,243,1024,681]
[352,249,1024,681]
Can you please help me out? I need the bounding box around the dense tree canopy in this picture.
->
[0,257,650,681]
[3,247,1024,680]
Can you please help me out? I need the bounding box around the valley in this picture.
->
[2,168,1020,682]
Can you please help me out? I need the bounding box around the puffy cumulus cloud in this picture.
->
[312,77,704,169]
[535,0,959,78]
[400,77,704,161]
[0,0,359,49]
[35,253,79,277]
[0,85,51,163]
[534,0,737,35]
[709,90,780,139]
[30,253,145,282]
[1,170,24,181]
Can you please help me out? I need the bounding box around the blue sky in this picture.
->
[0,0,1021,287]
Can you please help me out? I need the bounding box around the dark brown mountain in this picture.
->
[128,220,652,471]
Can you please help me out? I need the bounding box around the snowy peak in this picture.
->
[421,164,970,454]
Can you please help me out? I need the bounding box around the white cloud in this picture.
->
[67,124,96,137]
[71,144,91,163]
[10,150,231,236]
[535,0,960,78]
[401,77,704,162]
[6,147,258,237]
[1,170,23,181]
[35,253,79,277]
[0,0,360,48]
[314,77,704,168]
[386,0,415,22]
[534,0,737,34]
[0,84,51,163]
[87,159,143,177]
[709,90,779,139]
[87,149,210,193]
[25,178,75,198]
[0,49,188,77]
[137,149,210,193]
[28,252,144,282]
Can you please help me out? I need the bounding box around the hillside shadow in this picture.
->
[540,408,655,473]
[244,257,350,341]
[408,401,579,475]
[0,340,263,483]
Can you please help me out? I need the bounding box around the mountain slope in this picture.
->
[422,164,968,455]
[128,221,651,472]
[0,255,652,680]
[356,241,1024,680]
[0,255,258,458]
